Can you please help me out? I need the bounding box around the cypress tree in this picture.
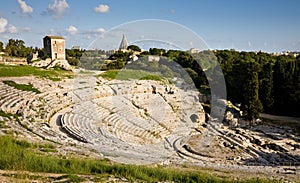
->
[241,61,263,122]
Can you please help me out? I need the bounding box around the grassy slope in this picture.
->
[0,135,274,182]
[99,70,164,81]
[0,64,73,81]
[3,80,41,94]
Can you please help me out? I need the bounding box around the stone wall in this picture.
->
[0,56,27,65]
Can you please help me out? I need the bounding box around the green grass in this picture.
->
[2,172,86,182]
[2,173,46,181]
[99,70,164,81]
[0,64,73,80]
[3,80,41,94]
[0,135,276,182]
[40,148,57,153]
[0,121,7,128]
[0,110,13,118]
[140,74,163,81]
[55,174,86,182]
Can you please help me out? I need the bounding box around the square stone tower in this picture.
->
[43,36,66,60]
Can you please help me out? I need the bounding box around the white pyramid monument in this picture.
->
[119,34,128,50]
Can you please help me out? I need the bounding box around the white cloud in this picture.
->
[66,25,78,35]
[0,17,8,33]
[47,0,69,18]
[94,4,110,14]
[0,17,18,34]
[8,25,18,34]
[22,27,31,32]
[80,28,105,35]
[96,28,105,34]
[17,0,33,14]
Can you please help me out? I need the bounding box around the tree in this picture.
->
[149,48,165,56]
[109,51,131,62]
[179,52,193,68]
[259,62,274,113]
[106,60,125,70]
[127,45,141,52]
[65,49,84,66]
[66,55,79,66]
[5,39,32,57]
[0,41,3,52]
[240,61,263,122]
[273,56,292,115]
[213,49,300,117]
[140,51,150,56]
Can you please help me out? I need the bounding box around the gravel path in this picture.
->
[260,113,300,123]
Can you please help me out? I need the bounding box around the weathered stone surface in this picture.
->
[31,58,52,67]
[47,60,72,70]
[31,59,72,70]
[1,74,300,180]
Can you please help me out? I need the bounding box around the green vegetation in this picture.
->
[0,64,73,80]
[0,41,3,52]
[235,61,262,121]
[38,143,57,153]
[2,173,46,182]
[140,74,163,81]
[99,70,164,81]
[3,80,41,94]
[0,110,13,118]
[66,48,84,66]
[127,45,141,52]
[0,111,13,129]
[0,135,275,182]
[1,172,88,182]
[150,48,166,56]
[56,174,86,182]
[1,38,83,66]
[215,50,300,118]
[0,121,7,128]
[4,39,37,58]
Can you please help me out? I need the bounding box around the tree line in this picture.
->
[215,50,300,118]
[0,39,38,57]
[0,39,82,66]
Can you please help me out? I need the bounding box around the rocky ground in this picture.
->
[0,74,299,182]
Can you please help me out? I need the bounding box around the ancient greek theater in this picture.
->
[0,70,300,180]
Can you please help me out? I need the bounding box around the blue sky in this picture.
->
[0,0,300,52]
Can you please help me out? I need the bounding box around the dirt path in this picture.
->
[260,113,300,123]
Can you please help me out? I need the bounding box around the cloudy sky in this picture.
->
[0,0,300,52]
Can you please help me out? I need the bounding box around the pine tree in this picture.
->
[241,61,263,122]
